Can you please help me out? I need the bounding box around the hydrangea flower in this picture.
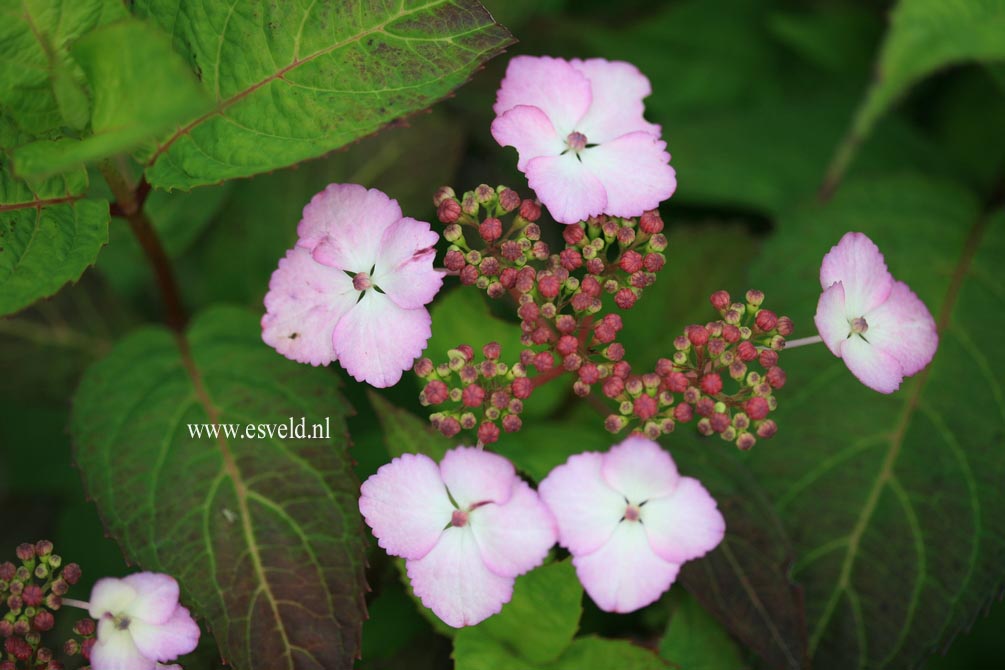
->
[491,56,676,224]
[359,447,556,627]
[87,573,199,670]
[814,232,938,393]
[538,436,724,613]
[262,184,443,387]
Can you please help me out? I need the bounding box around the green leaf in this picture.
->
[368,390,451,461]
[12,19,211,179]
[0,0,126,135]
[747,175,1005,668]
[454,560,583,668]
[499,421,612,482]
[71,306,367,670]
[0,119,109,317]
[659,592,746,670]
[551,637,667,670]
[133,0,513,190]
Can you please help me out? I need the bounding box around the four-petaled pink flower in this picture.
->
[87,573,200,670]
[359,447,557,627]
[814,232,938,393]
[539,436,724,613]
[262,184,443,387]
[491,56,676,224]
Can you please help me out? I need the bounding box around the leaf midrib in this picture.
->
[806,207,994,660]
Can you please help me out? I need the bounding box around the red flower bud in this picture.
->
[639,210,664,234]
[766,366,786,388]
[618,250,644,273]
[746,397,770,420]
[709,290,731,311]
[33,611,54,632]
[700,373,723,395]
[603,376,625,398]
[665,371,689,393]
[423,380,449,405]
[643,252,665,273]
[437,198,461,223]
[443,250,464,272]
[755,309,778,332]
[614,288,637,309]
[722,324,740,343]
[634,395,659,420]
[499,188,521,213]
[756,419,778,439]
[22,585,43,607]
[578,363,601,384]
[580,275,601,297]
[737,341,757,361]
[533,352,554,372]
[519,199,541,221]
[673,403,693,422]
[477,422,500,445]
[686,325,709,346]
[759,349,779,368]
[777,316,794,336]
[479,217,503,242]
[613,360,632,379]
[459,264,479,285]
[537,273,561,299]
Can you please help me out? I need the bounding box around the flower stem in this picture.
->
[784,334,824,349]
[61,597,91,611]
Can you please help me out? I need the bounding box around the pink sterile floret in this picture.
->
[359,448,557,627]
[491,56,676,224]
[538,436,724,613]
[262,184,444,388]
[813,232,938,394]
[87,572,200,670]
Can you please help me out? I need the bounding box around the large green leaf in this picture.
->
[0,119,109,317]
[368,390,451,461]
[748,175,1005,669]
[659,592,745,670]
[550,637,667,670]
[12,19,211,179]
[71,306,367,670]
[133,0,513,189]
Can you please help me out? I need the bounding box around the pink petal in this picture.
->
[841,334,905,394]
[331,290,431,387]
[469,480,556,578]
[640,477,725,564]
[865,281,938,377]
[570,58,661,143]
[91,620,157,670]
[261,247,357,367]
[439,447,516,509]
[359,453,454,560]
[820,232,893,317]
[491,105,565,171]
[371,217,443,309]
[601,436,679,503]
[580,131,676,218]
[493,56,592,136]
[89,577,138,620]
[130,606,200,663]
[296,184,403,272]
[526,152,607,224]
[121,573,182,625]
[538,451,626,556]
[814,281,851,357]
[573,521,680,613]
[406,526,514,627]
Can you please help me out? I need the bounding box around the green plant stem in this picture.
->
[99,160,187,332]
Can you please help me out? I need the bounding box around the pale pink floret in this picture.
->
[814,232,938,393]
[491,56,676,224]
[88,573,200,670]
[359,448,557,627]
[538,436,725,613]
[262,184,443,387]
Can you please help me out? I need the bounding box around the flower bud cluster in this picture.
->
[415,342,527,446]
[599,289,791,450]
[1,541,84,670]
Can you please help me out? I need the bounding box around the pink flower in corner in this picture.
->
[88,573,199,670]
[491,56,676,224]
[262,184,443,387]
[814,232,938,393]
[359,448,556,627]
[538,436,724,613]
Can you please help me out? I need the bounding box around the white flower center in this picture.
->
[566,131,588,153]
[624,504,641,522]
[450,509,469,527]
[850,316,869,335]
[352,272,372,291]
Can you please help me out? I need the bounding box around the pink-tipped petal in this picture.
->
[640,477,725,564]
[580,131,676,217]
[601,436,679,503]
[570,59,661,143]
[359,453,454,560]
[538,451,627,556]
[864,281,939,377]
[120,573,181,625]
[89,577,138,620]
[469,480,557,578]
[814,281,851,357]
[439,447,516,509]
[493,56,592,136]
[820,232,893,317]
[526,152,607,224]
[372,217,443,309]
[491,105,566,171]
[129,606,200,663]
[91,620,157,670]
[331,291,431,387]
[296,184,403,272]
[573,521,680,613]
[261,247,357,367]
[406,526,514,628]
[841,334,905,394]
